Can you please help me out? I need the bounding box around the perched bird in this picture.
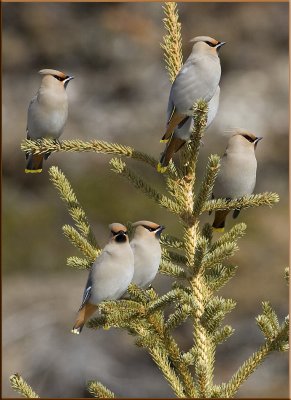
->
[158,86,220,172]
[71,223,134,334]
[25,69,74,173]
[130,221,165,288]
[157,36,225,173]
[211,130,263,232]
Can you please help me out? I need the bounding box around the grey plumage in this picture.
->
[25,69,73,173]
[159,86,220,169]
[158,36,225,173]
[130,221,165,288]
[72,223,134,334]
[212,129,263,231]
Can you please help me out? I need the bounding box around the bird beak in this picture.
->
[65,76,74,83]
[254,136,263,149]
[216,41,226,50]
[254,136,263,144]
[155,225,165,238]
[64,75,74,89]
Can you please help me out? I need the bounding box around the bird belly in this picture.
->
[28,104,68,139]
[214,155,257,199]
[171,58,221,114]
[132,251,161,288]
[90,256,134,304]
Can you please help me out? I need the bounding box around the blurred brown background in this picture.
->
[2,2,289,398]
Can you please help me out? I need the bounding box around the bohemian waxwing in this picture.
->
[72,223,134,334]
[211,129,263,232]
[157,36,225,172]
[130,221,165,288]
[158,86,220,172]
[25,69,73,173]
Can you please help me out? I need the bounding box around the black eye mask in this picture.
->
[142,225,157,232]
[205,41,216,47]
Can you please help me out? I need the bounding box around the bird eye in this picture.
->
[205,41,216,47]
[142,225,156,232]
[111,230,127,236]
[243,135,255,143]
[53,75,63,81]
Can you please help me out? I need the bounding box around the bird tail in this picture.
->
[71,303,98,335]
[157,137,185,173]
[25,154,44,174]
[212,210,230,233]
[161,111,187,142]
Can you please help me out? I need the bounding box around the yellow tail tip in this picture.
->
[103,326,110,331]
[212,227,225,233]
[160,139,169,143]
[25,169,42,174]
[157,163,167,174]
[71,328,80,335]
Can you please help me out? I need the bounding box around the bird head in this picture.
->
[132,221,165,240]
[190,36,226,55]
[39,69,74,89]
[109,223,128,243]
[227,129,263,151]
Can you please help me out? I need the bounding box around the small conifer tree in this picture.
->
[12,3,288,398]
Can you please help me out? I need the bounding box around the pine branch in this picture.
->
[256,301,280,341]
[203,192,279,214]
[162,248,187,265]
[159,260,187,279]
[160,233,184,250]
[222,316,289,397]
[161,2,183,83]
[201,223,213,245]
[109,157,182,216]
[204,264,238,293]
[67,256,92,270]
[202,297,236,334]
[212,325,235,345]
[132,320,187,397]
[149,345,186,397]
[62,224,99,261]
[10,374,39,398]
[182,101,209,180]
[210,223,247,251]
[86,315,107,330]
[193,154,221,217]
[202,242,238,270]
[127,283,151,303]
[87,380,115,398]
[192,237,208,274]
[190,273,213,397]
[49,166,98,247]
[22,138,158,168]
[144,300,198,398]
[147,288,185,314]
[165,303,193,332]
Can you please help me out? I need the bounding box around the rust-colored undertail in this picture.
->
[71,303,98,334]
[212,210,231,232]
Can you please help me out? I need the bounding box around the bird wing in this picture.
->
[79,272,93,310]
[26,95,37,138]
[78,248,112,310]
